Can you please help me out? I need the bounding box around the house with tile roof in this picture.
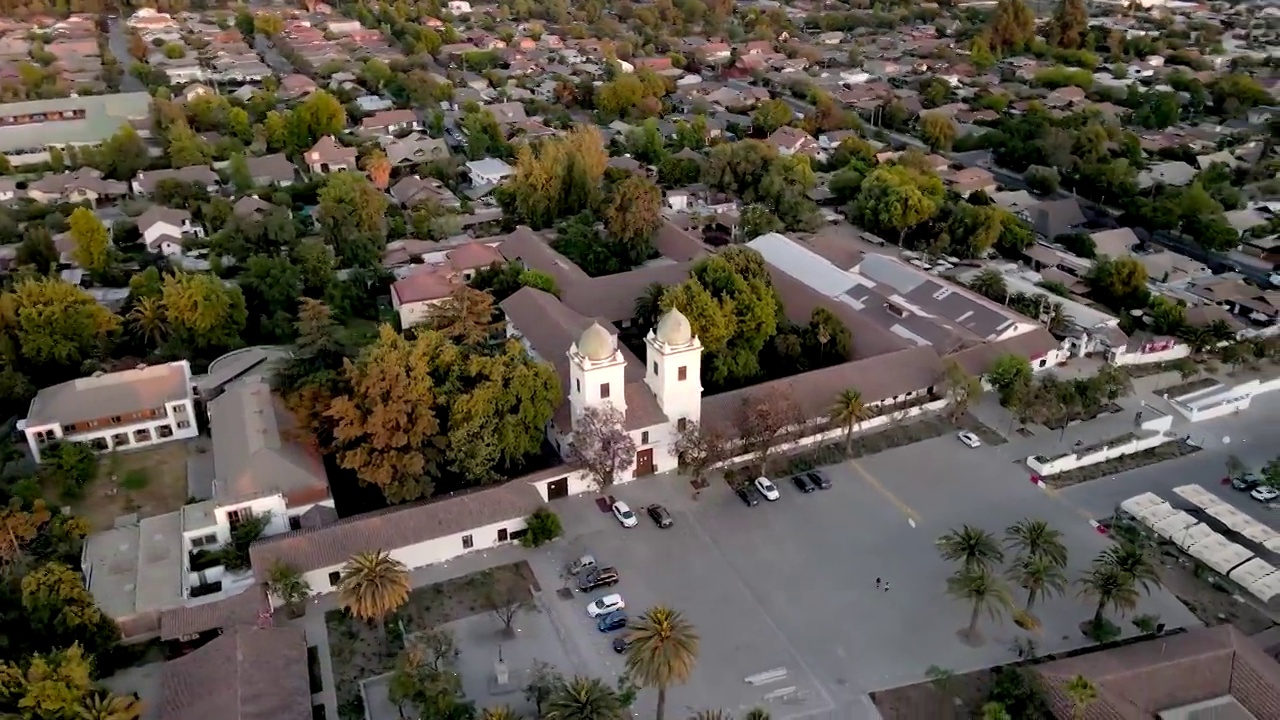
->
[304,135,357,174]
[157,626,312,720]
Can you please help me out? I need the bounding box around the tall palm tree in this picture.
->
[830,388,872,456]
[481,708,522,720]
[633,282,667,332]
[1064,675,1098,720]
[128,296,167,349]
[1007,554,1068,614]
[1077,562,1140,628]
[1005,519,1068,568]
[626,606,700,720]
[946,565,1014,645]
[337,550,410,650]
[77,693,141,720]
[544,676,625,720]
[969,268,1007,301]
[936,525,1005,572]
[1101,544,1161,595]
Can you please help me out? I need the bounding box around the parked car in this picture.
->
[612,501,638,528]
[576,567,619,592]
[597,610,628,632]
[957,431,982,448]
[806,470,832,490]
[1251,486,1279,503]
[647,504,674,528]
[1233,474,1263,491]
[567,554,597,575]
[754,476,780,501]
[736,484,762,506]
[587,593,625,618]
[792,473,816,493]
[611,635,633,653]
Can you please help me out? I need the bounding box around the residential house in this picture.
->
[945,167,998,197]
[232,195,279,221]
[156,626,312,720]
[278,74,318,100]
[18,361,199,464]
[136,206,204,257]
[391,266,462,326]
[1090,227,1141,259]
[381,133,450,166]
[485,102,528,126]
[358,109,420,136]
[354,95,394,113]
[243,153,297,187]
[465,158,515,187]
[389,175,461,209]
[26,167,128,205]
[766,126,822,159]
[133,166,220,196]
[304,136,357,174]
[696,42,731,64]
[1137,160,1198,190]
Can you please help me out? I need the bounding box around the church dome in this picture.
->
[655,308,693,346]
[577,322,614,361]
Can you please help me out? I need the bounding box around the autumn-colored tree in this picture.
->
[0,644,95,717]
[164,119,212,168]
[734,387,803,473]
[502,125,608,228]
[919,113,957,152]
[987,0,1036,52]
[67,208,111,276]
[603,175,661,263]
[566,404,637,491]
[289,90,347,151]
[361,149,392,191]
[76,692,143,720]
[159,272,247,356]
[751,98,793,135]
[1048,0,1089,50]
[425,286,502,346]
[0,277,120,371]
[0,499,52,565]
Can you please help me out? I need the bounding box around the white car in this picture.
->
[957,431,982,448]
[754,476,780,501]
[587,593,625,618]
[612,501,639,527]
[1251,486,1280,503]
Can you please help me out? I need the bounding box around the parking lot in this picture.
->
[539,432,1201,718]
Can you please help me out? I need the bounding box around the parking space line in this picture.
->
[846,458,921,524]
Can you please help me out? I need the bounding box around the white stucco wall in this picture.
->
[1164,376,1280,422]
[1027,432,1174,477]
[1113,343,1191,366]
[23,397,198,464]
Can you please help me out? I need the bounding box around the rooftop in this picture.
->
[158,625,312,720]
[25,361,191,428]
[0,91,152,153]
[82,511,183,624]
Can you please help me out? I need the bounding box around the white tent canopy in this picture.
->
[1121,493,1167,517]
[1172,484,1221,510]
[1229,558,1276,587]
[1191,536,1253,575]
[1205,504,1254,532]
[1265,537,1280,554]
[1173,523,1217,551]
[1153,511,1199,539]
[1137,502,1178,525]
[1238,518,1279,546]
[1248,573,1280,603]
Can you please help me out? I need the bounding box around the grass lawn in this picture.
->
[51,442,193,531]
[325,561,537,720]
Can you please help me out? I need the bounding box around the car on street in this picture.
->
[611,635,633,653]
[792,473,816,493]
[646,504,674,528]
[754,476,780,501]
[597,611,628,632]
[576,567,619,592]
[612,501,638,528]
[587,593,625,618]
[1251,486,1280,503]
[805,470,832,490]
[957,431,982,448]
[736,484,762,506]
[1233,474,1263,491]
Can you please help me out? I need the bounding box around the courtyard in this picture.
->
[49,441,194,531]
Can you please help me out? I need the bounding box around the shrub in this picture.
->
[41,442,97,499]
[1132,613,1160,633]
[521,507,563,548]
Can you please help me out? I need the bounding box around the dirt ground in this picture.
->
[1155,549,1277,635]
[56,442,193,531]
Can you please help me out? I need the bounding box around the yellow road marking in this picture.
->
[847,457,921,523]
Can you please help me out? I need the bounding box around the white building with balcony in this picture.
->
[19,361,198,464]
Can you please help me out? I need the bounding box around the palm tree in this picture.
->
[1077,562,1140,629]
[1005,519,1068,568]
[544,676,625,720]
[128,296,167,349]
[633,282,667,332]
[688,712,731,720]
[1007,554,1068,614]
[481,708,522,720]
[427,286,502,346]
[830,388,872,456]
[1064,675,1098,719]
[969,268,1007,301]
[743,710,770,720]
[626,606,700,720]
[936,525,1005,572]
[946,565,1014,645]
[361,149,392,190]
[337,550,410,650]
[267,561,312,618]
[77,693,141,720]
[1101,544,1161,594]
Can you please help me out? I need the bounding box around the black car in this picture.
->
[647,504,674,528]
[792,473,816,493]
[1233,474,1263,491]
[736,484,762,506]
[576,567,620,592]
[806,470,832,490]
[612,635,633,653]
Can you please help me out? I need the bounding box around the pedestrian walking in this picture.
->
[875,577,881,588]
[883,581,890,592]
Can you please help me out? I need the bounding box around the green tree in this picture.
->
[289,90,347,150]
[1088,256,1149,311]
[1048,0,1088,49]
[338,550,410,649]
[988,0,1035,52]
[987,354,1033,406]
[1007,554,1068,616]
[1063,675,1097,720]
[164,119,212,168]
[604,175,661,263]
[15,226,59,274]
[936,525,1005,572]
[425,285,501,346]
[970,35,996,71]
[830,388,871,456]
[853,165,942,243]
[1004,519,1068,568]
[0,277,120,371]
[160,272,247,356]
[239,254,303,342]
[21,561,119,656]
[97,125,149,180]
[0,644,95,717]
[941,360,981,422]
[316,171,389,263]
[266,562,311,618]
[227,153,254,192]
[67,208,111,275]
[633,282,667,333]
[1077,561,1140,629]
[545,676,626,720]
[751,99,793,135]
[919,113,957,152]
[947,565,1014,645]
[1100,543,1160,594]
[625,606,700,720]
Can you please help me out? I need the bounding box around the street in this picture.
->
[105,19,145,93]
